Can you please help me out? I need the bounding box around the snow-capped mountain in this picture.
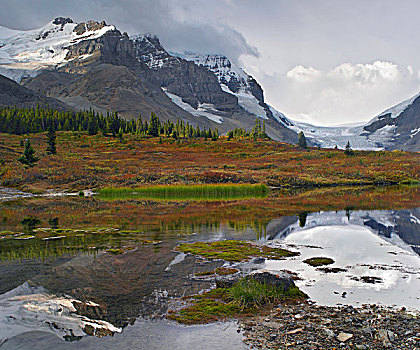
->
[179,54,270,120]
[0,19,297,142]
[130,34,297,141]
[0,17,115,82]
[0,17,418,150]
[175,52,419,150]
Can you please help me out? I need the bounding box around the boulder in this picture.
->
[249,270,296,291]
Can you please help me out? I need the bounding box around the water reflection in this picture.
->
[0,191,418,348]
[269,208,420,255]
[265,225,420,309]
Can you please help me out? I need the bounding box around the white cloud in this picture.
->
[286,65,321,81]
[329,61,400,84]
[407,66,414,75]
[263,61,420,126]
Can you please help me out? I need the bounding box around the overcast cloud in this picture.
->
[1,0,419,125]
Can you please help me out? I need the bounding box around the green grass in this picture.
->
[168,278,307,324]
[229,278,306,309]
[303,257,335,267]
[176,240,299,262]
[97,184,268,201]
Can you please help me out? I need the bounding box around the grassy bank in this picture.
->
[98,183,268,201]
[167,278,307,324]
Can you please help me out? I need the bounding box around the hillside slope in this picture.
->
[0,73,71,110]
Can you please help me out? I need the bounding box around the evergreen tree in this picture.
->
[46,127,56,154]
[211,129,219,141]
[118,127,124,142]
[18,139,39,167]
[88,115,98,135]
[148,112,160,136]
[298,131,307,148]
[345,141,353,155]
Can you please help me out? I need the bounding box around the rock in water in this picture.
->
[249,270,296,291]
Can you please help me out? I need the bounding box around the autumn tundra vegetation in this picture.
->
[0,106,418,194]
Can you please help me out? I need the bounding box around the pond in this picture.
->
[0,186,419,349]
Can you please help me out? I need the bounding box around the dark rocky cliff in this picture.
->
[363,96,420,151]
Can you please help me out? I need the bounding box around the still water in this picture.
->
[0,188,419,349]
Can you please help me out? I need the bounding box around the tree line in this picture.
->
[0,106,220,140]
[227,118,268,140]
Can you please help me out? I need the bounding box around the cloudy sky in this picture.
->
[1,0,420,125]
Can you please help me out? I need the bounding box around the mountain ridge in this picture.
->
[0,17,297,143]
[0,17,418,150]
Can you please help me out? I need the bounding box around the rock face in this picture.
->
[362,95,420,151]
[25,65,210,126]
[182,54,274,119]
[65,26,137,67]
[133,35,238,113]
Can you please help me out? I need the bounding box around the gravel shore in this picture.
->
[240,303,419,349]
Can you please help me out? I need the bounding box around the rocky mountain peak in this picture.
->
[52,17,74,26]
[74,20,108,35]
[131,34,176,69]
[184,54,246,93]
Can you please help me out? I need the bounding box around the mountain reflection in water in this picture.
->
[0,194,418,348]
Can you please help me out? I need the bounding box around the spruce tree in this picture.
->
[298,131,307,148]
[345,141,353,155]
[18,139,39,167]
[88,115,98,135]
[118,127,124,142]
[46,127,56,154]
[148,112,160,136]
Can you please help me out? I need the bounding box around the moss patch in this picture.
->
[177,240,298,262]
[195,270,216,276]
[194,267,239,277]
[215,267,239,275]
[303,257,335,267]
[105,248,125,255]
[167,278,307,324]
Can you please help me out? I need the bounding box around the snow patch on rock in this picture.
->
[164,89,223,124]
[181,53,268,119]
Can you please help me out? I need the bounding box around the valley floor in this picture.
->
[0,132,418,194]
